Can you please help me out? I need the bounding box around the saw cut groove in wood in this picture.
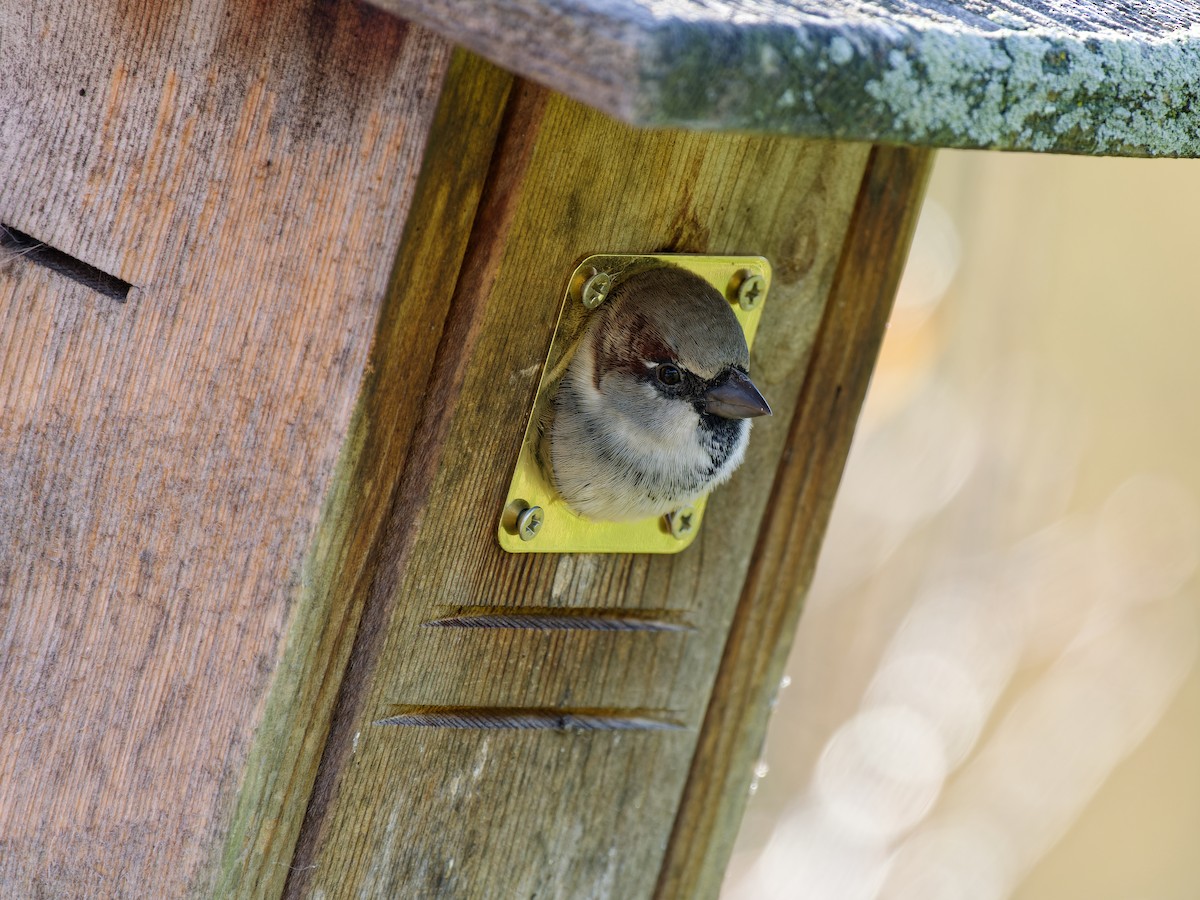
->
[423,606,694,632]
[375,706,687,731]
[0,224,131,301]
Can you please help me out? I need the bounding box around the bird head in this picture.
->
[548,264,771,522]
[589,265,770,426]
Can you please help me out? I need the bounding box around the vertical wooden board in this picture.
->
[215,50,514,900]
[0,2,453,895]
[656,145,935,899]
[289,90,873,898]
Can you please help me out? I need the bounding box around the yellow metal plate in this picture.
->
[498,254,770,554]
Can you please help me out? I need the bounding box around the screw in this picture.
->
[516,505,544,541]
[581,272,613,309]
[733,272,766,311]
[666,505,697,540]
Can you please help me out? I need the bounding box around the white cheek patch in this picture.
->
[549,333,752,521]
[593,375,707,465]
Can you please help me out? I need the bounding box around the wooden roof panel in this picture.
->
[373,0,1200,156]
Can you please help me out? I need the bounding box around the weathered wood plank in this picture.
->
[214,50,514,900]
[655,144,935,900]
[369,0,1200,157]
[0,2,454,895]
[284,84,881,897]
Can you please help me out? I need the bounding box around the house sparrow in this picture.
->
[545,264,771,522]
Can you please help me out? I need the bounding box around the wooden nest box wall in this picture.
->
[2,1,1197,897]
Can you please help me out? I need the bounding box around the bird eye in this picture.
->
[656,363,682,386]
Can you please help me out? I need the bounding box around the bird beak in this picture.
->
[704,369,772,419]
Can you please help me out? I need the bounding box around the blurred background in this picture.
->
[722,150,1200,900]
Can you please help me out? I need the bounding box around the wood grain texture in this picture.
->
[0,3,454,895]
[214,50,513,900]
[288,77,554,896]
[655,145,935,900]
[285,86,876,898]
[369,0,1200,156]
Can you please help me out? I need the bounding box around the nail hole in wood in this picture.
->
[1,224,131,301]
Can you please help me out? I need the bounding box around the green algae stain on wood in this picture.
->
[644,20,1200,157]
[862,28,1200,156]
[370,0,1200,157]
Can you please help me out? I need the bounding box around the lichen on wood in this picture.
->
[647,18,1200,156]
[372,0,1200,157]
